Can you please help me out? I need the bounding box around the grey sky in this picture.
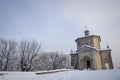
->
[0,0,120,68]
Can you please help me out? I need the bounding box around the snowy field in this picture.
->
[0,69,120,80]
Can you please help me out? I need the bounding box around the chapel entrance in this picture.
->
[86,61,90,69]
[105,63,110,69]
[83,56,91,69]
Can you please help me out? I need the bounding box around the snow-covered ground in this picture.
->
[0,69,120,80]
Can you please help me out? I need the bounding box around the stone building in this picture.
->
[70,30,113,70]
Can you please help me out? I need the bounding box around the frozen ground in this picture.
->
[0,69,120,80]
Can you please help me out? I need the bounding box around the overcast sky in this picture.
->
[0,0,120,68]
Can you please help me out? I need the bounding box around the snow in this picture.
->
[36,69,70,74]
[0,69,120,80]
[79,45,96,50]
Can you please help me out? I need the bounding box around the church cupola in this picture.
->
[84,29,90,36]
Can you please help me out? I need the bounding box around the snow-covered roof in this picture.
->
[77,45,111,52]
[75,35,101,42]
[99,49,111,51]
[70,51,77,54]
[75,45,97,52]
[79,45,96,50]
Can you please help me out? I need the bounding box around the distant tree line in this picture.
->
[0,38,70,71]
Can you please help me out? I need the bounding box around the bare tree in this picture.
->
[0,38,70,71]
[31,53,45,71]
[40,52,70,70]
[0,39,17,71]
[19,40,41,71]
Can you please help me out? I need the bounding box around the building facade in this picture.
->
[70,30,113,70]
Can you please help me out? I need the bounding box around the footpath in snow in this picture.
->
[0,69,120,80]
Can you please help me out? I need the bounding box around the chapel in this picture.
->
[70,29,113,70]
